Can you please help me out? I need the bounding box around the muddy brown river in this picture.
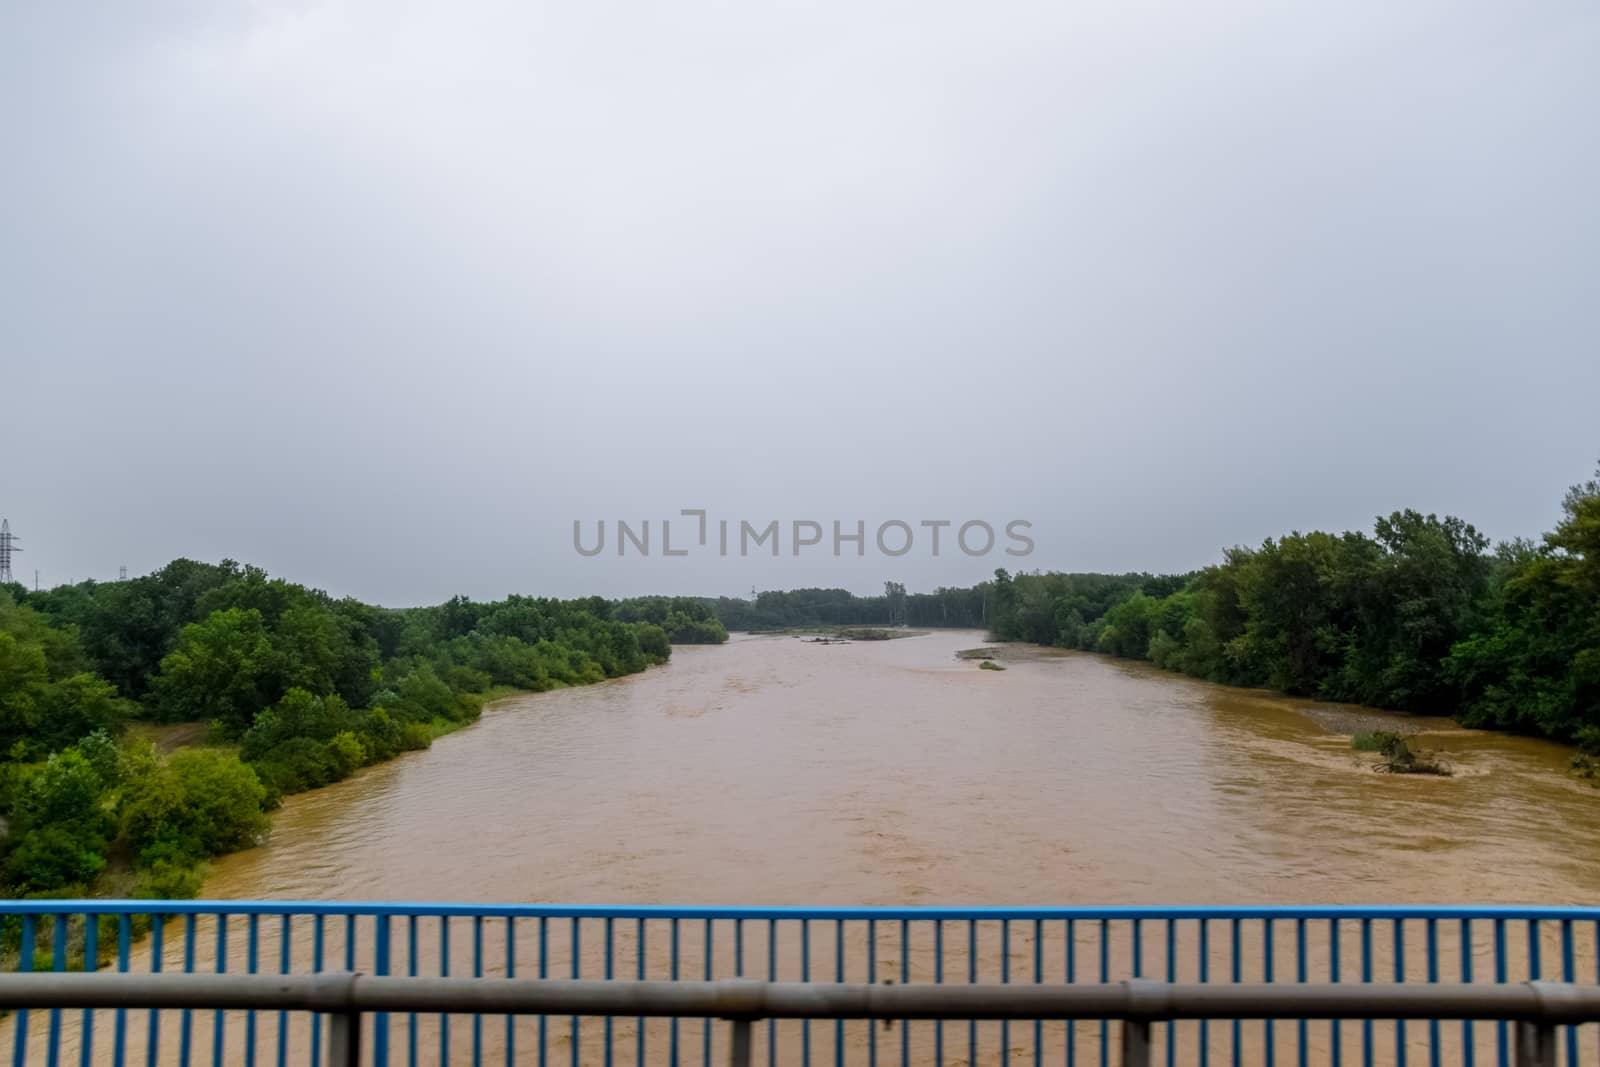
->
[11,630,1600,1064]
[205,629,1600,906]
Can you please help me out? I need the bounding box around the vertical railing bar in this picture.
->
[343,914,355,971]
[733,919,742,1067]
[473,916,485,1067]
[180,908,196,1067]
[671,917,681,1067]
[1066,919,1077,1067]
[969,920,978,1067]
[833,920,844,1067]
[1395,918,1407,1067]
[1561,919,1575,1067]
[637,919,647,1067]
[507,916,516,1067]
[605,917,615,1067]
[277,915,291,1067]
[114,915,130,1067]
[49,913,67,1067]
[1495,918,1508,1067]
[1296,918,1307,1067]
[1330,918,1341,1067]
[406,915,418,1067]
[1034,918,1044,1067]
[146,915,165,1067]
[869,920,879,1067]
[312,915,325,1067]
[1460,919,1473,1067]
[705,919,714,1067]
[1100,919,1110,1067]
[1427,919,1439,1067]
[82,912,100,1067]
[440,916,451,1067]
[1198,920,1208,1067]
[766,921,776,1067]
[1361,917,1373,1067]
[570,918,580,1067]
[15,915,35,1066]
[1166,921,1176,1067]
[1002,918,1012,1065]
[930,919,940,1067]
[212,913,228,1067]
[244,914,259,1067]
[374,915,390,1067]
[801,919,811,1067]
[1230,918,1241,1067]
[900,919,911,1067]
[539,917,549,1067]
[1527,915,1541,1067]
[1263,918,1274,1067]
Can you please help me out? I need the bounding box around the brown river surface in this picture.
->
[12,630,1600,1064]
[204,628,1600,906]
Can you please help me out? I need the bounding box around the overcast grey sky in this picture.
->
[3,1,1596,605]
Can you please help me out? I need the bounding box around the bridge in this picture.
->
[2,903,1598,1065]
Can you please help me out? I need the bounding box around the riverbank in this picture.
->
[198,627,1600,907]
[0,684,546,974]
[2,574,716,903]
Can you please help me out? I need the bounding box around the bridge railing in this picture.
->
[0,972,1597,1067]
[2,903,1599,1065]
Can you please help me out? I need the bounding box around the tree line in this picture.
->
[0,564,725,901]
[710,584,990,631]
[714,465,1599,750]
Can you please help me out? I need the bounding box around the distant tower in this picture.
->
[0,520,18,584]
[119,565,128,580]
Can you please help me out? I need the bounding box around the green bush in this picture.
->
[134,858,205,900]
[122,749,269,864]
[1351,730,1404,753]
[358,708,403,761]
[4,823,106,893]
[397,722,433,751]
[326,731,367,776]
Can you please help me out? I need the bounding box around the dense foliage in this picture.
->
[983,471,1599,747]
[710,468,1599,750]
[0,565,695,900]
[613,597,729,645]
[711,584,988,630]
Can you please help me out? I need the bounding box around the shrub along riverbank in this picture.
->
[0,568,726,902]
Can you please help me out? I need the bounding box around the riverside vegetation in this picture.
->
[718,464,1600,768]
[0,565,725,903]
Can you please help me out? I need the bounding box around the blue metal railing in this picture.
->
[2,903,1598,1066]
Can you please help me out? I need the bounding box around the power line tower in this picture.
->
[0,520,19,585]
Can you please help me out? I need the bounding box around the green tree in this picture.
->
[152,608,274,733]
[2,749,112,892]
[121,749,269,864]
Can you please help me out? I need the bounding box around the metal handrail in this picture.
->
[2,973,1596,1066]
[7,900,1600,920]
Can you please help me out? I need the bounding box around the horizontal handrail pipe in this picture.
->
[2,973,1599,1023]
[6,900,1600,921]
[0,974,1597,1066]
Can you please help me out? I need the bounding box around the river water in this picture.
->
[12,630,1600,1064]
[206,628,1600,906]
